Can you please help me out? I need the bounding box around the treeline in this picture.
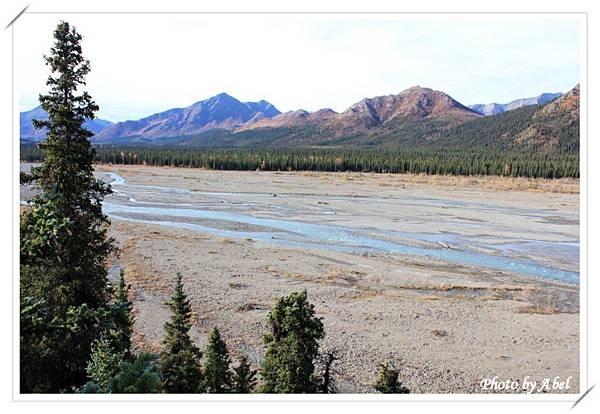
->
[20,145,579,179]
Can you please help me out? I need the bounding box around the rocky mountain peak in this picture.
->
[93,93,281,141]
[341,86,479,127]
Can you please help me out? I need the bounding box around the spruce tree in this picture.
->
[201,327,232,393]
[19,21,117,392]
[79,352,163,394]
[373,361,410,394]
[110,270,134,357]
[161,273,202,393]
[84,337,125,393]
[260,290,324,393]
[231,354,257,393]
[21,21,116,311]
[107,353,163,394]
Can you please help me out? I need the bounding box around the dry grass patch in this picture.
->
[516,294,577,315]
[123,262,167,294]
[131,330,162,354]
[516,304,561,315]
[418,295,442,301]
[337,289,381,301]
[228,282,246,289]
[326,267,343,281]
[397,282,531,293]
[284,271,313,282]
[191,234,210,241]
[236,302,268,312]
[119,238,171,295]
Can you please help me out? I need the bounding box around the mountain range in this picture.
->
[242,86,481,131]
[94,93,280,142]
[90,86,484,144]
[469,92,563,116]
[20,85,578,153]
[166,85,577,153]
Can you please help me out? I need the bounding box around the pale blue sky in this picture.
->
[16,14,581,122]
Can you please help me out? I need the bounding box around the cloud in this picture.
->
[16,13,581,121]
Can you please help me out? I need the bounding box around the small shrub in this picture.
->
[373,361,409,394]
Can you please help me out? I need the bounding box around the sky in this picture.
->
[15,13,582,122]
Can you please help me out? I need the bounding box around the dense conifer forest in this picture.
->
[20,144,580,178]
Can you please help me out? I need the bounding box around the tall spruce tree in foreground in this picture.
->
[161,273,202,393]
[21,21,116,311]
[20,21,117,393]
[202,327,232,393]
[260,290,324,393]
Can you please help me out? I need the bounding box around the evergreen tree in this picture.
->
[373,361,409,394]
[21,20,116,311]
[19,295,61,392]
[110,353,163,393]
[79,352,163,394]
[110,270,134,357]
[202,327,233,393]
[231,354,257,393]
[260,290,324,393]
[85,337,125,393]
[20,21,117,392]
[160,273,202,393]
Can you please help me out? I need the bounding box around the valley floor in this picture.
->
[91,166,580,393]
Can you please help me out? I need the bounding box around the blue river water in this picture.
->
[102,173,580,285]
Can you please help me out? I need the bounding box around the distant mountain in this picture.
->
[468,103,505,116]
[239,86,480,138]
[173,85,579,153]
[469,92,563,116]
[93,93,281,143]
[240,108,339,131]
[20,105,113,141]
[340,86,480,126]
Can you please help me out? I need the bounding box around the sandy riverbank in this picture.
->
[88,165,581,394]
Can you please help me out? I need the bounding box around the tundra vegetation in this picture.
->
[20,21,407,394]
